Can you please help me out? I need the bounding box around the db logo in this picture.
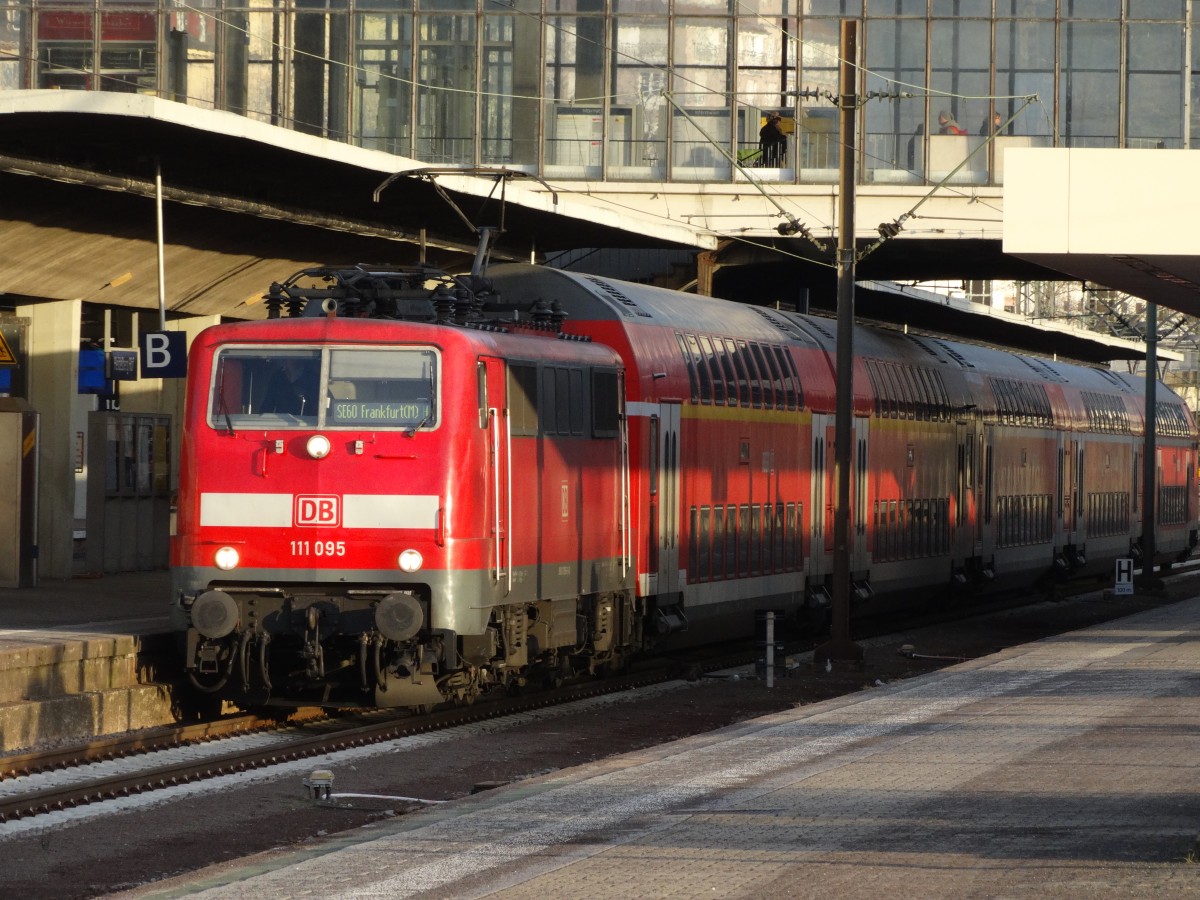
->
[295,494,341,527]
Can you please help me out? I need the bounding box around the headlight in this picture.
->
[306,434,331,459]
[398,549,423,573]
[214,546,240,570]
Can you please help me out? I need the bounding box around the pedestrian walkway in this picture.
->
[125,594,1200,899]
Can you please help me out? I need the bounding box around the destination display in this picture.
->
[330,400,431,425]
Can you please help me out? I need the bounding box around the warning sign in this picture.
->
[0,330,15,366]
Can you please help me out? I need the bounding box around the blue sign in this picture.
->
[140,331,188,379]
[78,348,108,393]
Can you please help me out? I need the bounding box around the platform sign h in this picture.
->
[1114,558,1134,595]
[139,331,187,379]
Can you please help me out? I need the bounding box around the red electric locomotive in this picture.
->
[172,262,1198,711]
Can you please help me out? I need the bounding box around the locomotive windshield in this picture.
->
[209,346,439,431]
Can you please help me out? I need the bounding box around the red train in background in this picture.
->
[171,262,1198,710]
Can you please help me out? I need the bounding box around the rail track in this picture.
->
[3,566,1196,825]
[0,650,748,824]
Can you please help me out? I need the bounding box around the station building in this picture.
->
[1,1,1199,583]
[3,1,1194,182]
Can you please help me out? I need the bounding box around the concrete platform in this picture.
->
[131,595,1200,898]
[0,571,176,752]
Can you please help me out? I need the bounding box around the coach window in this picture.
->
[716,340,738,405]
[751,343,776,409]
[773,346,798,410]
[739,341,763,408]
[699,335,726,405]
[737,504,750,576]
[688,507,698,574]
[675,332,700,402]
[760,345,785,410]
[747,504,760,574]
[901,367,920,419]
[686,334,712,403]
[725,338,750,406]
[712,506,726,579]
[785,503,799,570]
[772,504,785,571]
[723,505,737,575]
[698,506,711,581]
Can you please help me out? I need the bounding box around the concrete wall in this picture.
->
[14,299,81,579]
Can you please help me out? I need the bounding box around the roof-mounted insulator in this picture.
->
[532,298,554,329]
[434,284,456,324]
[455,287,473,325]
[550,300,567,332]
[263,283,285,319]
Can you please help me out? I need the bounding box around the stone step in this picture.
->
[0,630,179,752]
[0,683,178,753]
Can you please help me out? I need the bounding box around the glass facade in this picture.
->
[1,1,1195,184]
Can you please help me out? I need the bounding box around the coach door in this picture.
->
[809,413,832,579]
[955,421,976,562]
[1060,437,1079,545]
[480,357,511,594]
[852,417,869,570]
[650,402,682,600]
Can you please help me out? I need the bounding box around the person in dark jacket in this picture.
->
[759,113,787,166]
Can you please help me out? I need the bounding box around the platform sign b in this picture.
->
[139,331,187,379]
[1114,558,1134,595]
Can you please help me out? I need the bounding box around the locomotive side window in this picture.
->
[508,364,539,436]
[592,369,621,438]
[539,366,587,436]
[541,368,558,433]
[569,369,585,435]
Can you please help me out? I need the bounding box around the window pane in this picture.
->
[1059,22,1119,147]
[1128,1,1185,18]
[417,14,476,164]
[354,13,413,155]
[864,18,926,181]
[932,0,990,14]
[995,0,1057,14]
[671,18,730,179]
[1062,0,1120,17]
[798,17,840,178]
[996,20,1055,138]
[1127,24,1183,147]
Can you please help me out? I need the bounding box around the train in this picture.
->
[171,261,1198,710]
